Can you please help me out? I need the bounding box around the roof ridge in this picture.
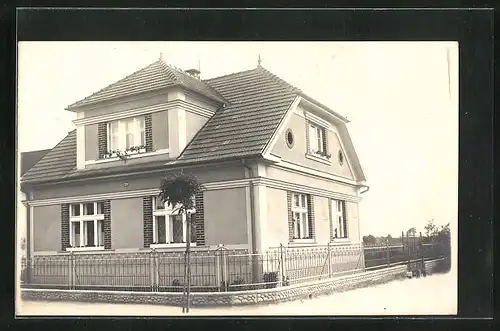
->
[157,59,182,82]
[67,60,165,109]
[159,59,228,104]
[256,66,302,94]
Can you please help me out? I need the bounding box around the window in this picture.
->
[285,129,294,148]
[332,200,348,239]
[69,202,105,248]
[338,150,344,166]
[152,196,197,246]
[291,193,310,240]
[308,123,326,154]
[107,116,146,153]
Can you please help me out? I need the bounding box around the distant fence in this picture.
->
[363,232,445,271]
[21,239,445,293]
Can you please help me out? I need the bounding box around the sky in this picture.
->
[17,41,458,238]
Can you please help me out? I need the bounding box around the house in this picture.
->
[20,56,369,288]
[18,149,50,255]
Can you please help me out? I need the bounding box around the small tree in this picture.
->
[424,219,438,238]
[406,227,417,237]
[362,235,376,246]
[158,171,205,313]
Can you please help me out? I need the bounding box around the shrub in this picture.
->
[228,276,247,292]
[263,272,279,289]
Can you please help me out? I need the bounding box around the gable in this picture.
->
[268,100,365,183]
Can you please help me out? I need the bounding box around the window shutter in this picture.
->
[145,114,153,152]
[287,191,294,242]
[143,196,153,248]
[328,200,334,241]
[103,200,111,249]
[194,191,205,246]
[307,195,315,239]
[308,124,316,152]
[305,121,310,152]
[61,204,70,250]
[98,122,108,159]
[322,127,328,155]
[342,201,348,238]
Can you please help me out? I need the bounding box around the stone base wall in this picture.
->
[21,263,416,307]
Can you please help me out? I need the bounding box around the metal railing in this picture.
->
[20,241,444,293]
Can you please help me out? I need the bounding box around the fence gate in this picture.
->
[404,231,425,275]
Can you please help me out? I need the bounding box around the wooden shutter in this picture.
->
[145,114,153,152]
[307,195,315,239]
[143,196,153,248]
[287,191,294,242]
[308,124,316,152]
[98,122,108,159]
[194,191,205,246]
[103,200,111,249]
[328,199,334,241]
[322,127,328,155]
[61,204,70,250]
[342,201,348,238]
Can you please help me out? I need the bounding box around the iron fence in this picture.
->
[20,241,444,293]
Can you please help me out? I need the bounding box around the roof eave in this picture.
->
[20,154,264,187]
[299,94,350,124]
[65,81,228,112]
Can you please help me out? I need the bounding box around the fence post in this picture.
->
[327,242,332,277]
[222,247,228,292]
[68,253,72,290]
[69,252,75,290]
[386,238,390,267]
[407,232,411,271]
[279,244,286,286]
[420,232,424,268]
[149,249,156,292]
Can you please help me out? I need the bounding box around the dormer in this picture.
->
[67,57,225,170]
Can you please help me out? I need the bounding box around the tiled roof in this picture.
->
[178,66,299,162]
[66,59,226,109]
[21,64,305,184]
[21,130,76,183]
[20,149,50,176]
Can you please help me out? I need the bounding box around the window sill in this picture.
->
[305,153,331,165]
[150,243,197,249]
[86,149,169,166]
[66,246,105,252]
[288,239,317,246]
[329,238,350,245]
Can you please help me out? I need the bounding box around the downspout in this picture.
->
[360,185,370,194]
[241,159,257,254]
[24,188,33,284]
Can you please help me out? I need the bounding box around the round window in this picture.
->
[285,129,294,148]
[338,150,344,165]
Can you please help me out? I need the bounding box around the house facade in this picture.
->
[21,58,369,275]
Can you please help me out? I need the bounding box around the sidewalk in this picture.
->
[17,271,456,316]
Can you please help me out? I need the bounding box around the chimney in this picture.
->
[185,68,201,79]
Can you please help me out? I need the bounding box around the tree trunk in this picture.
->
[185,218,192,312]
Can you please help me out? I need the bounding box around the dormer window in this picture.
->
[308,122,327,154]
[107,116,146,153]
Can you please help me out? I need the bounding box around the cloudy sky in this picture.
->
[17,41,458,238]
